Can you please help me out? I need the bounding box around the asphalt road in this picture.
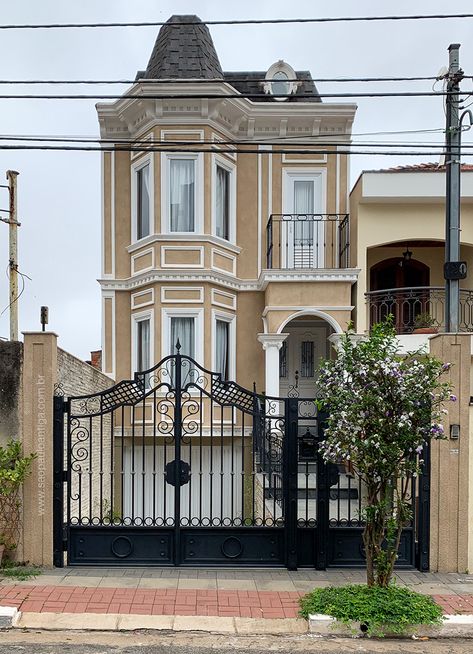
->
[0,631,471,654]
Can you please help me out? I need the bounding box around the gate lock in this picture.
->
[165,459,191,487]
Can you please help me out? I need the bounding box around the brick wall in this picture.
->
[57,348,112,397]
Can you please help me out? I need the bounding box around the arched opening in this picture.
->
[369,257,431,332]
[279,315,335,398]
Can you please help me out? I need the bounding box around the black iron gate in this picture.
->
[53,351,430,569]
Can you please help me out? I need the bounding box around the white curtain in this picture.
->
[216,165,229,239]
[294,180,314,245]
[170,159,195,232]
[137,319,150,372]
[170,317,195,359]
[215,320,229,378]
[137,164,150,239]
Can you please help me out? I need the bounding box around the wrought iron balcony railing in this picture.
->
[366,286,473,334]
[266,213,350,270]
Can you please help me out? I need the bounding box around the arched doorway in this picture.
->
[370,257,430,332]
[278,316,334,398]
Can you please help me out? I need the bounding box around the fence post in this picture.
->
[284,397,299,570]
[316,409,329,570]
[53,395,65,567]
[417,439,431,572]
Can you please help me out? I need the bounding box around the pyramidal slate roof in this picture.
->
[136,14,321,102]
[140,15,224,80]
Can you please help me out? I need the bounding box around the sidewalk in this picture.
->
[1,567,473,632]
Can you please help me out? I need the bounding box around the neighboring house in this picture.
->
[350,163,473,343]
[97,14,358,400]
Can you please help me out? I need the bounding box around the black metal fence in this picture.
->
[53,352,429,570]
[366,286,473,333]
[266,213,350,270]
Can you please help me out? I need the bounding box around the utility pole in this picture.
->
[444,44,465,332]
[7,170,19,341]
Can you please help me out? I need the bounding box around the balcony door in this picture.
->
[283,172,324,269]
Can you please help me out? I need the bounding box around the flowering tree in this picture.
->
[316,320,454,587]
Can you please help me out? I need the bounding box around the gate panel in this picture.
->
[59,353,428,569]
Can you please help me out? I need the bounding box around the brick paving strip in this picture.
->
[0,585,302,619]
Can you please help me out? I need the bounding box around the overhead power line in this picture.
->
[0,91,467,100]
[0,76,458,85]
[0,14,472,29]
[0,135,471,149]
[0,144,471,156]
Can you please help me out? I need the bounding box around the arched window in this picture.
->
[263,61,298,101]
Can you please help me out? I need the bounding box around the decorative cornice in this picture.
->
[98,267,360,293]
[263,305,354,316]
[258,269,360,289]
[127,233,242,255]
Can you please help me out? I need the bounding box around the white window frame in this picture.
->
[212,154,237,244]
[282,168,326,268]
[131,308,154,377]
[161,153,204,235]
[161,307,204,364]
[211,309,236,381]
[131,154,154,244]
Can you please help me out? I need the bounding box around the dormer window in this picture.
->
[263,61,298,101]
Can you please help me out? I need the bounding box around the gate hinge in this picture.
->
[62,470,68,482]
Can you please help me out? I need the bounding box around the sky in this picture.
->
[0,0,472,359]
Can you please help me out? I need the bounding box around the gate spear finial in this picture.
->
[176,338,181,352]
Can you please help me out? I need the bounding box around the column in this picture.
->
[257,333,289,397]
[21,332,58,566]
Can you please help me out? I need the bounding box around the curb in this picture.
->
[308,612,473,638]
[0,606,19,629]
[12,612,308,635]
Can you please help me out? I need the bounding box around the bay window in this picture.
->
[170,316,195,359]
[170,159,195,232]
[215,165,230,240]
[215,319,229,379]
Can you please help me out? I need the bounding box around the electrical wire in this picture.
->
[0,266,30,318]
[0,144,469,156]
[0,135,471,149]
[0,14,472,29]
[0,91,466,100]
[0,76,464,85]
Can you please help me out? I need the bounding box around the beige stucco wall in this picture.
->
[351,175,473,333]
[429,333,472,573]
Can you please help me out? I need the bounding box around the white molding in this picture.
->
[211,288,237,311]
[111,151,115,277]
[211,153,237,245]
[131,246,155,276]
[211,308,236,381]
[263,305,354,316]
[101,152,105,277]
[276,310,343,334]
[161,286,204,304]
[211,247,236,276]
[101,290,116,379]
[127,233,241,255]
[131,307,155,376]
[161,307,204,363]
[131,132,154,161]
[161,128,204,142]
[211,132,237,160]
[161,245,204,269]
[282,152,327,164]
[131,287,155,309]
[160,152,204,235]
[98,268,361,293]
[130,152,155,245]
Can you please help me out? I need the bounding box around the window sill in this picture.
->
[127,233,241,255]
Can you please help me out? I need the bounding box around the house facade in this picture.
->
[97,15,358,400]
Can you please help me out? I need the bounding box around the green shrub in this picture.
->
[299,584,444,636]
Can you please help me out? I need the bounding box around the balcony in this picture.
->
[366,286,473,334]
[266,214,350,270]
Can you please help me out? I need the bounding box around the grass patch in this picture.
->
[0,559,41,581]
[299,584,444,637]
